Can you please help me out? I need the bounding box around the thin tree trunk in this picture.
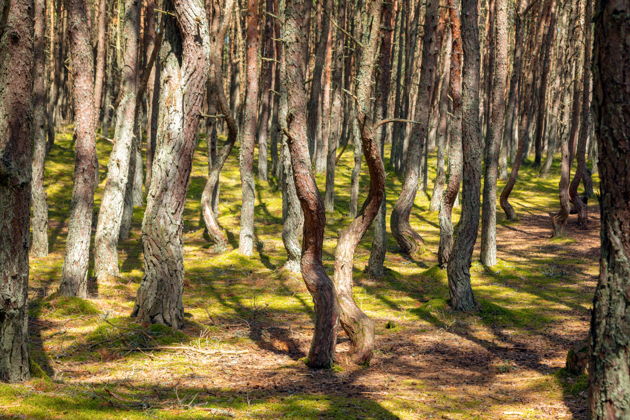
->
[283,0,338,369]
[239,0,260,256]
[588,0,630,416]
[480,0,508,267]
[93,0,107,121]
[31,0,50,258]
[59,0,98,298]
[94,0,140,282]
[0,0,34,383]
[390,0,440,255]
[132,0,210,329]
[447,0,481,312]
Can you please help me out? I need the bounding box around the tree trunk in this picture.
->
[239,0,260,256]
[31,0,49,258]
[447,0,481,312]
[132,0,210,329]
[94,0,140,283]
[390,0,440,255]
[438,0,463,269]
[283,0,338,369]
[479,0,508,267]
[59,0,98,298]
[0,0,34,383]
[93,0,107,121]
[588,0,630,416]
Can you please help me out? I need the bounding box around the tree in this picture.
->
[94,0,141,283]
[31,0,49,257]
[132,0,210,329]
[239,0,260,256]
[479,0,508,267]
[446,0,481,311]
[588,0,630,416]
[390,0,440,255]
[282,0,338,368]
[58,0,98,298]
[0,0,34,382]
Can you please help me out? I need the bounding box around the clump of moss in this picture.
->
[42,296,100,317]
[478,300,551,329]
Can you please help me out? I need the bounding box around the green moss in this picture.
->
[42,296,100,317]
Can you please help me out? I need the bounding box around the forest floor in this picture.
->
[1,130,598,419]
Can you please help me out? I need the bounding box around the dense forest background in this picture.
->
[0,0,629,418]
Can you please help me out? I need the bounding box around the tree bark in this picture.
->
[93,0,107,120]
[132,0,210,329]
[447,0,481,312]
[239,0,260,256]
[589,0,630,416]
[94,0,140,283]
[0,0,34,383]
[31,0,49,258]
[59,0,98,298]
[283,0,338,369]
[390,0,440,255]
[479,0,508,267]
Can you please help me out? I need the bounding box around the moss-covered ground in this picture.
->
[2,129,597,419]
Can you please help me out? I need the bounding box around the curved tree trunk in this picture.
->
[447,0,481,312]
[94,0,140,283]
[438,0,463,269]
[31,0,49,258]
[0,0,34,383]
[283,0,338,369]
[133,0,210,329]
[59,0,98,298]
[589,0,630,416]
[391,0,440,255]
[480,0,508,267]
[238,0,260,256]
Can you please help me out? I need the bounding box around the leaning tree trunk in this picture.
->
[283,0,338,369]
[31,0,50,257]
[58,0,98,298]
[479,0,508,267]
[437,0,463,269]
[94,0,140,283]
[391,0,440,255]
[447,0,481,312]
[589,0,630,416]
[334,0,384,365]
[0,0,34,383]
[132,0,210,329]
[238,0,260,256]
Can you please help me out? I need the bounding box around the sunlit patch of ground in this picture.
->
[1,129,597,419]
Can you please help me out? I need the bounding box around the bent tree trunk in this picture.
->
[133,0,209,329]
[588,1,630,417]
[391,0,440,255]
[334,0,384,365]
[59,0,98,298]
[447,0,481,312]
[283,0,338,369]
[438,0,463,269]
[94,0,140,282]
[31,0,49,258]
[0,0,34,382]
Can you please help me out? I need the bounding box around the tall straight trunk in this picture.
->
[479,0,508,267]
[0,0,34,383]
[324,92,341,212]
[568,0,593,229]
[132,0,210,329]
[447,0,481,311]
[589,1,630,416]
[257,0,275,182]
[438,0,463,268]
[31,0,50,257]
[391,0,440,255]
[93,0,107,121]
[94,0,140,282]
[59,0,98,298]
[334,0,384,365]
[283,0,338,369]
[239,0,260,256]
